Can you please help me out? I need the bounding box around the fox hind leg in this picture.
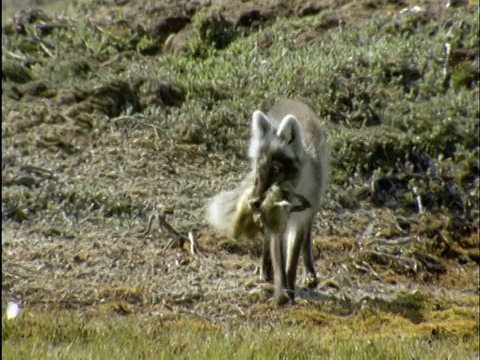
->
[301,219,318,289]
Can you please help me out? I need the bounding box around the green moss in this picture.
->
[3,308,478,359]
[193,10,237,51]
[2,60,33,84]
[451,61,479,91]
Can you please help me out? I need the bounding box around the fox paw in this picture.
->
[272,292,291,307]
[304,275,319,289]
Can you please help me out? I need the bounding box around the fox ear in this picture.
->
[277,114,301,145]
[251,110,271,140]
[277,114,303,157]
[249,110,271,158]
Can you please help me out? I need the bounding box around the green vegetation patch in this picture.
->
[2,304,478,360]
[2,60,33,84]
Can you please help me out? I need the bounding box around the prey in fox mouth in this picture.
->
[250,151,303,210]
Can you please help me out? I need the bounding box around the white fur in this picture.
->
[277,114,305,162]
[285,209,314,268]
[248,110,271,159]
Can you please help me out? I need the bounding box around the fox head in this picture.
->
[248,110,305,208]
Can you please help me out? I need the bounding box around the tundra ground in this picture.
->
[2,0,478,358]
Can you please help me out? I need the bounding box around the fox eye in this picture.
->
[272,161,283,175]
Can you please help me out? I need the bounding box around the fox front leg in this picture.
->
[285,226,304,302]
[269,231,290,306]
[261,233,273,283]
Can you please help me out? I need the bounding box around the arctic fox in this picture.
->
[206,99,329,305]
